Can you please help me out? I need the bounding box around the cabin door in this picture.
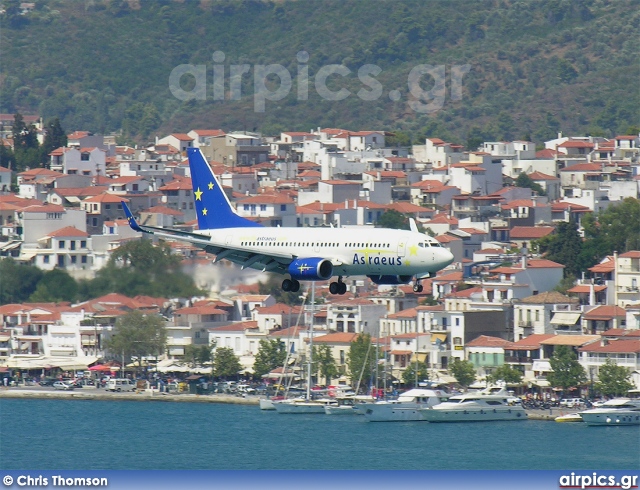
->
[397,240,406,257]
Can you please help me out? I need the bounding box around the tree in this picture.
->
[28,268,78,303]
[402,361,430,387]
[313,344,339,385]
[584,198,640,255]
[449,358,476,387]
[347,334,378,390]
[547,345,587,395]
[0,258,43,304]
[80,239,203,299]
[487,365,523,385]
[184,342,215,370]
[594,359,634,397]
[538,220,583,277]
[514,172,546,196]
[376,209,409,230]
[12,112,40,172]
[104,311,167,369]
[252,338,287,378]
[40,118,67,165]
[213,347,242,379]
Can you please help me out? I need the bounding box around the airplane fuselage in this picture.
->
[198,226,452,277]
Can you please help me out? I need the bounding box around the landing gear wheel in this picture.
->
[329,282,340,295]
[282,279,293,291]
[413,283,423,293]
[338,282,347,295]
[290,279,300,293]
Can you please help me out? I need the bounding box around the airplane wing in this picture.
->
[122,202,293,274]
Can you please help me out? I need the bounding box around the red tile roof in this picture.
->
[528,171,559,181]
[579,339,640,354]
[46,226,88,238]
[583,305,626,320]
[507,334,555,350]
[466,335,511,348]
[557,141,595,149]
[526,259,564,269]
[567,285,607,294]
[510,226,555,239]
[312,332,359,344]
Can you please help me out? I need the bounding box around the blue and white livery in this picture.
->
[122,148,454,294]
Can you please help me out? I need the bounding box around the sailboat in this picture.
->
[274,283,337,414]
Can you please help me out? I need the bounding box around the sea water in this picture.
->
[0,399,638,470]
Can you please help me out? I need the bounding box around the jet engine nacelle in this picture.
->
[367,274,413,285]
[288,258,333,281]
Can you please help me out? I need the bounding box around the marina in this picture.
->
[1,397,638,471]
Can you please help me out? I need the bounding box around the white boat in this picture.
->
[325,396,359,415]
[579,398,640,426]
[273,397,337,414]
[420,387,527,422]
[361,388,448,422]
[555,413,583,423]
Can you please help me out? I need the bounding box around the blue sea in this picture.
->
[0,399,638,470]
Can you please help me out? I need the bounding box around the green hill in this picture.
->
[2,0,638,146]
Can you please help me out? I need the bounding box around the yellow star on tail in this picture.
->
[194,187,203,201]
[202,208,208,216]
[208,182,214,190]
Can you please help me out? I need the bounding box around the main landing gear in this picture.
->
[281,278,301,292]
[329,277,347,295]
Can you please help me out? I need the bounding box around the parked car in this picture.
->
[235,384,256,394]
[53,381,74,391]
[39,378,57,386]
[560,398,586,408]
[105,378,136,392]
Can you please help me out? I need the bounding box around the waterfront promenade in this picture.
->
[0,386,259,405]
[0,387,561,419]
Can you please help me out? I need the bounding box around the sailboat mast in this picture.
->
[306,282,315,400]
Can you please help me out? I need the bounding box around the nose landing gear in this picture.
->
[413,280,423,293]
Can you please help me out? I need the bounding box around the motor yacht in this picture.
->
[579,398,640,426]
[420,387,527,422]
[273,397,337,414]
[361,387,449,422]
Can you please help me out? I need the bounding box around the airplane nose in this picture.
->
[441,249,454,266]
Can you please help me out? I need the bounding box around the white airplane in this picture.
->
[122,148,454,295]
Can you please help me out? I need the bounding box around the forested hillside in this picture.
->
[2,0,638,146]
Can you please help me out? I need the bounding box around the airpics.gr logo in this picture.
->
[169,50,471,114]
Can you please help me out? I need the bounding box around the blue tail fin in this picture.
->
[122,201,143,232]
[187,148,262,230]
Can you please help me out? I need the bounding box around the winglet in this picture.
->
[122,201,143,232]
[409,218,419,233]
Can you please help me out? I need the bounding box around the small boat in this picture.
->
[273,397,337,414]
[579,398,640,426]
[325,396,358,415]
[555,413,583,423]
[259,395,285,410]
[420,386,527,422]
[361,387,448,422]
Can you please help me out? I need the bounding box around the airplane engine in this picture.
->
[367,274,413,285]
[288,258,333,281]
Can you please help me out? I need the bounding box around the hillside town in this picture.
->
[1,116,639,391]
